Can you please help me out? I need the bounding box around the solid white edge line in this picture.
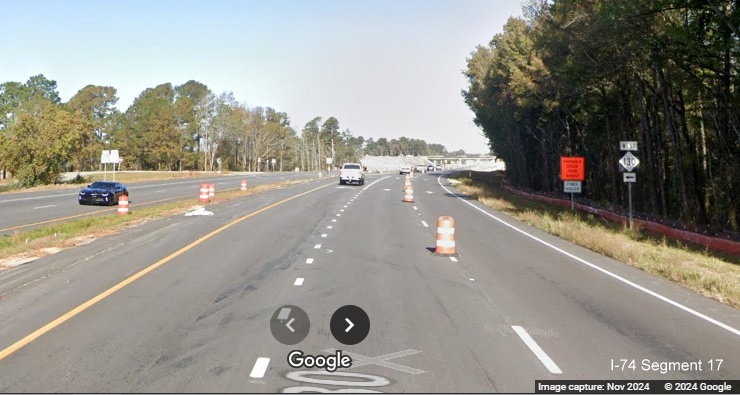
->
[294,278,304,286]
[250,357,270,378]
[306,258,314,264]
[438,176,740,338]
[421,220,429,228]
[512,326,562,374]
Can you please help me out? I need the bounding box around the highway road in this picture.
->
[0,172,738,392]
[0,172,315,236]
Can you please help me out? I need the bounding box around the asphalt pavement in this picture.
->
[0,172,738,392]
[0,172,315,236]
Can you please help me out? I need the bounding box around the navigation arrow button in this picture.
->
[330,305,370,345]
[286,318,296,333]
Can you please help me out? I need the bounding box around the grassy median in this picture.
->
[450,172,740,309]
[0,178,318,267]
[0,171,236,194]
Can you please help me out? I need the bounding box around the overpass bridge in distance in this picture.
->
[426,155,499,162]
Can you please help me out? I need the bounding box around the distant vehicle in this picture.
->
[339,163,365,185]
[414,164,426,173]
[399,164,412,175]
[78,181,129,206]
[426,165,434,171]
[436,165,443,170]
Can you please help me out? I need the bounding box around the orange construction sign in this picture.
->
[560,156,585,181]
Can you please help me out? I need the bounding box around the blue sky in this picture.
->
[0,0,523,154]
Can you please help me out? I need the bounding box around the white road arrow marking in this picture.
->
[286,318,296,333]
[345,318,354,332]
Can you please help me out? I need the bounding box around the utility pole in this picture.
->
[331,138,335,174]
[317,132,322,173]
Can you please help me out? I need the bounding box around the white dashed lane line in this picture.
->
[512,326,562,374]
[314,244,321,249]
[249,357,270,378]
[421,221,429,228]
[336,214,341,217]
[331,219,337,223]
[449,257,458,262]
[32,205,56,210]
[327,226,333,229]
[321,234,328,238]
[294,278,304,286]
[306,258,314,264]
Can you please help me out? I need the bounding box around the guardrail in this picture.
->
[460,171,740,256]
[500,185,740,256]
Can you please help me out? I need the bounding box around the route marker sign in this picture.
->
[560,156,585,181]
[564,181,582,193]
[620,141,638,151]
[619,152,640,172]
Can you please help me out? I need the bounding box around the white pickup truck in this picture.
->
[339,163,365,185]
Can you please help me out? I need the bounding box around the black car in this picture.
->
[427,165,434,171]
[78,181,129,205]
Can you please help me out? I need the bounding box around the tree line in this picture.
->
[463,0,739,234]
[0,75,460,186]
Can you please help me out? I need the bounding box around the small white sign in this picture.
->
[620,141,638,151]
[100,150,110,164]
[623,173,637,183]
[619,152,640,172]
[326,158,333,164]
[272,159,277,164]
[109,150,119,164]
[564,181,582,193]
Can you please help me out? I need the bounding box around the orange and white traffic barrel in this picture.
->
[434,216,456,255]
[117,195,130,215]
[199,183,210,203]
[241,179,248,192]
[404,177,412,191]
[208,184,215,201]
[403,185,414,203]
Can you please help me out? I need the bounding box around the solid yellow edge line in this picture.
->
[0,181,333,361]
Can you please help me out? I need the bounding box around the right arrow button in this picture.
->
[330,305,370,345]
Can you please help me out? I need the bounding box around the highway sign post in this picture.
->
[560,156,585,211]
[110,150,119,181]
[619,142,639,229]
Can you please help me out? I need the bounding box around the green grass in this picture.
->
[0,171,234,194]
[451,172,740,309]
[0,178,318,264]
